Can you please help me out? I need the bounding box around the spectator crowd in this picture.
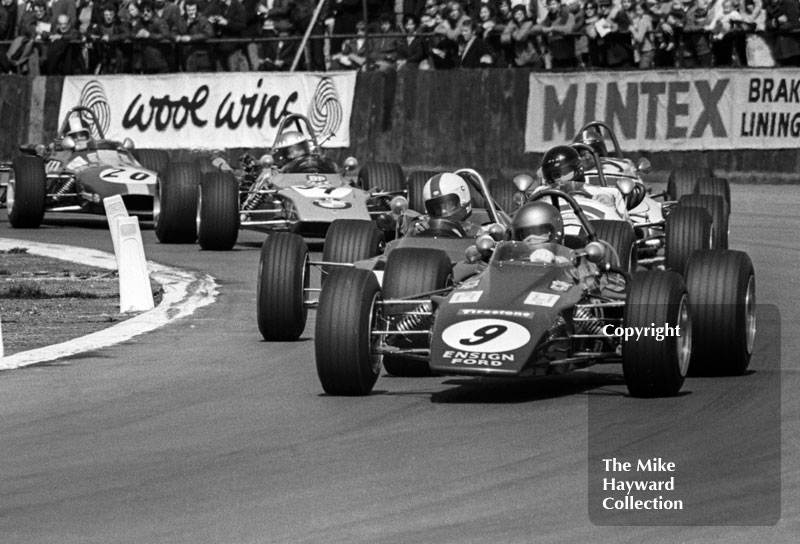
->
[1,0,799,74]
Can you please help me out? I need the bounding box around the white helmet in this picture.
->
[422,172,472,221]
[67,116,91,149]
[273,131,311,164]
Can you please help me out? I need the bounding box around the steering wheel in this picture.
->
[415,218,467,238]
[566,189,593,199]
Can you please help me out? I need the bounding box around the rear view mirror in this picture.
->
[513,174,535,193]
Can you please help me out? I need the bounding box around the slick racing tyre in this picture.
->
[315,268,382,396]
[665,205,712,276]
[678,194,729,250]
[358,161,405,193]
[696,177,731,209]
[590,220,637,274]
[133,149,169,177]
[257,233,309,341]
[8,155,46,228]
[489,177,518,215]
[685,250,755,376]
[198,171,239,251]
[622,270,692,398]
[321,219,384,281]
[382,248,451,377]
[406,170,439,214]
[666,167,714,200]
[156,162,199,243]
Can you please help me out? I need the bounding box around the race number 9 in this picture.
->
[442,318,531,353]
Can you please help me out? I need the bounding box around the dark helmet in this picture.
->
[574,128,607,157]
[541,145,584,186]
[511,201,564,244]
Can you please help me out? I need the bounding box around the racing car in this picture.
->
[195,113,406,250]
[0,106,200,242]
[313,188,755,397]
[256,168,511,373]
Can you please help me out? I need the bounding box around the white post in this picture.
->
[116,216,155,313]
[103,195,129,262]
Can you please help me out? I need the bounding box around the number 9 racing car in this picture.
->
[313,188,756,398]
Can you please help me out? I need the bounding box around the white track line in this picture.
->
[0,238,218,370]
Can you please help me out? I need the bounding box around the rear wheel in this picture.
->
[315,268,382,396]
[622,270,691,397]
[198,171,239,251]
[133,149,169,176]
[678,194,728,249]
[665,205,712,275]
[382,248,451,377]
[321,219,384,280]
[696,177,731,209]
[156,162,199,243]
[666,168,714,200]
[358,161,405,192]
[8,155,46,228]
[685,250,755,376]
[489,177,518,214]
[406,170,439,213]
[257,233,309,341]
[590,220,637,274]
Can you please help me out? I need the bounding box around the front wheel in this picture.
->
[622,270,692,398]
[8,155,46,228]
[257,233,309,341]
[358,161,405,192]
[664,205,712,275]
[590,220,637,274]
[315,268,383,396]
[156,162,199,243]
[198,171,239,251]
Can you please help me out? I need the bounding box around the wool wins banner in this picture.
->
[59,72,357,149]
[525,68,800,152]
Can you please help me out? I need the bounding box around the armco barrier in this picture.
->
[2,71,800,180]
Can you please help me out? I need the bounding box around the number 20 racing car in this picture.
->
[0,106,202,244]
[194,113,407,250]
[313,189,756,398]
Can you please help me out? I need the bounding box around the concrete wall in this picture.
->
[2,72,798,181]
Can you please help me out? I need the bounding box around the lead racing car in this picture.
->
[196,113,406,250]
[256,168,511,369]
[0,106,199,242]
[313,189,756,397]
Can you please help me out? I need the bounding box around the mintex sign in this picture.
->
[525,69,800,152]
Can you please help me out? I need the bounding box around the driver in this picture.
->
[573,128,608,157]
[511,201,571,264]
[536,145,629,221]
[272,131,312,168]
[66,116,93,151]
[413,172,482,236]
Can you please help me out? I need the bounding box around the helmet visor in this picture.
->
[425,194,461,218]
[515,224,554,243]
[544,163,578,184]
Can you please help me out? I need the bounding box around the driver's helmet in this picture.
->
[422,172,472,221]
[511,201,564,244]
[541,145,584,191]
[272,131,311,165]
[574,128,608,157]
[66,116,91,150]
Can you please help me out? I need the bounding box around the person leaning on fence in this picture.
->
[740,0,775,65]
[16,0,51,75]
[0,0,18,73]
[125,0,172,73]
[255,17,302,69]
[501,4,543,67]
[205,0,249,70]
[541,0,578,69]
[595,0,634,68]
[395,13,427,69]
[457,17,493,67]
[680,0,712,67]
[329,17,367,69]
[631,0,656,67]
[764,0,800,66]
[44,13,82,74]
[175,0,215,71]
[706,0,743,65]
[87,3,126,73]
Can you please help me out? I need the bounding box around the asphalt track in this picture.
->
[0,185,797,543]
